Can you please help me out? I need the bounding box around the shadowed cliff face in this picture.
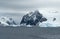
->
[20,10,47,25]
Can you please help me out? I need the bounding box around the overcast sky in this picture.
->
[0,0,60,13]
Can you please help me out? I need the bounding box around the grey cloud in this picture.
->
[0,0,60,12]
[0,0,60,8]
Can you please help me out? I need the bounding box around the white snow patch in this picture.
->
[27,25,32,27]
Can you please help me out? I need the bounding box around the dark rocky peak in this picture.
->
[20,10,47,26]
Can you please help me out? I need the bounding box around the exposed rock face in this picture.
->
[53,18,56,21]
[40,17,47,22]
[20,10,47,26]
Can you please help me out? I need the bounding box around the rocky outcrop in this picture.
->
[20,10,47,26]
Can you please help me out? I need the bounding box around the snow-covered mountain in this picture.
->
[20,9,60,27]
[20,10,47,27]
[0,8,60,27]
[0,16,17,26]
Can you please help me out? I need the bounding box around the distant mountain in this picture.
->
[0,17,17,26]
[20,10,47,26]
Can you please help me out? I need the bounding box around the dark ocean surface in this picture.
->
[0,26,60,39]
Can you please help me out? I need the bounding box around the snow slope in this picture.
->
[0,16,17,26]
[38,8,60,27]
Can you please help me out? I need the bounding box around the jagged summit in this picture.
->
[20,10,47,26]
